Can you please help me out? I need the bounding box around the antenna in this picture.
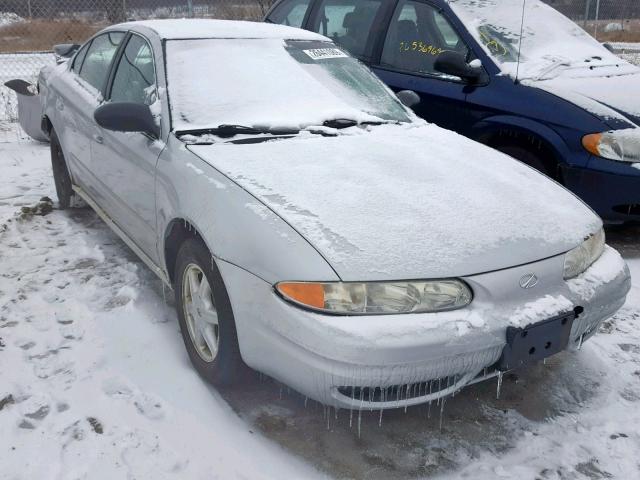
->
[514,0,527,84]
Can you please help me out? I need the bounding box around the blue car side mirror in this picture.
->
[434,51,484,84]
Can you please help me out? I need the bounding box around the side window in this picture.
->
[71,42,90,74]
[110,35,156,105]
[266,0,311,28]
[380,0,469,77]
[311,0,383,58]
[79,32,125,92]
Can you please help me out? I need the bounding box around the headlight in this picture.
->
[583,129,640,163]
[275,280,472,315]
[563,228,605,279]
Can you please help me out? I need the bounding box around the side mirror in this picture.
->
[434,51,484,83]
[396,90,421,108]
[94,102,159,138]
[53,43,80,63]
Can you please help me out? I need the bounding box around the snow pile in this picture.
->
[0,12,23,27]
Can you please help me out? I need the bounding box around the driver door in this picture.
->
[90,33,164,261]
[371,0,473,132]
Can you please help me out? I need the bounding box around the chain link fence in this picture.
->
[1,0,639,121]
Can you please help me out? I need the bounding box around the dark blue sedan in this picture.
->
[266,0,640,223]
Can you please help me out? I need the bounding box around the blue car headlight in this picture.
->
[583,129,640,163]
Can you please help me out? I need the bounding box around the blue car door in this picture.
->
[370,0,473,132]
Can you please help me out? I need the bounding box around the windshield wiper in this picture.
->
[177,124,299,139]
[321,118,398,129]
[322,118,358,129]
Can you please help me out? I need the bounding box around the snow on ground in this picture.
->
[612,42,640,67]
[0,132,324,479]
[0,125,639,480]
[0,12,23,27]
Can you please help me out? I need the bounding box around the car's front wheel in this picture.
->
[50,129,81,209]
[174,237,243,385]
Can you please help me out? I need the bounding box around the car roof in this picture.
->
[116,19,327,42]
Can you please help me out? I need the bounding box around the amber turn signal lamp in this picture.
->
[276,282,325,309]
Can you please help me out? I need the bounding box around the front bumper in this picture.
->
[562,159,640,223]
[219,246,630,409]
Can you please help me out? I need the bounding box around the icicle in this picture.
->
[349,388,355,428]
[439,396,446,431]
[496,371,503,400]
[334,407,338,420]
[578,334,584,350]
[326,409,330,431]
[304,396,308,408]
[161,283,166,303]
[543,358,547,365]
[378,408,383,427]
[357,409,362,438]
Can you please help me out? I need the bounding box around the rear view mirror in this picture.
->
[94,102,159,138]
[53,43,80,63]
[396,90,421,108]
[434,51,484,83]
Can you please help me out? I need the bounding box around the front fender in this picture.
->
[155,135,340,284]
[470,114,578,166]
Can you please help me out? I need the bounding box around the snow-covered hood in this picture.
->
[190,123,601,281]
[531,71,640,127]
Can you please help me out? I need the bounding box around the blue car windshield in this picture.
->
[165,38,410,132]
[450,0,622,80]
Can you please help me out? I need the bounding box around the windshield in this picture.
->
[449,0,628,80]
[166,38,410,132]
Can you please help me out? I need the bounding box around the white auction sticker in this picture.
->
[303,48,348,60]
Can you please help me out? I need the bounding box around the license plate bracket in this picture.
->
[497,311,576,371]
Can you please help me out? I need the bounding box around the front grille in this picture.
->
[337,375,462,403]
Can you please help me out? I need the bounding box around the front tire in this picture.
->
[50,129,77,209]
[174,237,243,385]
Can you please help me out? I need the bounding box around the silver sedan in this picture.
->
[34,19,630,409]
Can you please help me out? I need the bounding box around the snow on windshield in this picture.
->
[165,38,410,132]
[449,0,628,80]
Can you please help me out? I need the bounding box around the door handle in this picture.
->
[93,134,104,144]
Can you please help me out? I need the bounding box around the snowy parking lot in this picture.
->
[0,125,638,479]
